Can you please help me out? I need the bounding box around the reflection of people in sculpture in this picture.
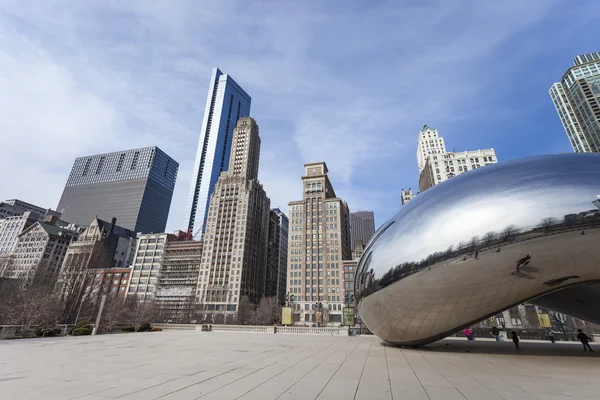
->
[577,329,594,352]
[514,255,531,273]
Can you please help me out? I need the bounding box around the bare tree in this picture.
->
[539,217,558,232]
[469,236,479,252]
[237,295,254,325]
[125,298,157,331]
[2,282,60,336]
[482,232,497,247]
[56,250,112,324]
[252,297,281,325]
[501,225,520,242]
[100,295,129,333]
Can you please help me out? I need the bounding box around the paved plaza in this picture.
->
[1,332,599,400]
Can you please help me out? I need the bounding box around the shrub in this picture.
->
[70,320,92,336]
[151,327,162,332]
[138,322,152,332]
[121,326,135,332]
[72,327,92,336]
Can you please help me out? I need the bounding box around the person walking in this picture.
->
[577,329,594,352]
[511,331,520,349]
[491,326,500,341]
[464,328,474,341]
[547,329,555,344]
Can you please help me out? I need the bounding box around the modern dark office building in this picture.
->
[57,146,178,233]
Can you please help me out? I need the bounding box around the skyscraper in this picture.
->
[288,162,351,325]
[196,117,270,322]
[416,125,497,192]
[57,147,178,233]
[550,52,600,153]
[350,211,375,249]
[271,208,289,305]
[186,68,252,238]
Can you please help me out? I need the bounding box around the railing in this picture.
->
[212,325,273,333]
[151,324,350,336]
[0,324,74,339]
[153,323,197,331]
[276,326,345,336]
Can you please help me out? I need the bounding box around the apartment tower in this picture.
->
[196,117,270,322]
[185,68,251,238]
[550,52,600,152]
[287,162,351,325]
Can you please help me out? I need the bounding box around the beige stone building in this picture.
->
[287,162,351,325]
[196,117,270,322]
[2,222,77,287]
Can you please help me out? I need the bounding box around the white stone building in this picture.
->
[0,212,40,255]
[417,125,497,192]
[127,233,174,300]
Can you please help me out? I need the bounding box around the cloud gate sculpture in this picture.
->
[356,154,600,346]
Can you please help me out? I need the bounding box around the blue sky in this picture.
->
[0,0,599,231]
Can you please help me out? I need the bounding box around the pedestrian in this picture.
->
[511,331,519,349]
[464,328,474,341]
[491,326,500,341]
[577,329,594,352]
[547,329,555,344]
[475,251,479,259]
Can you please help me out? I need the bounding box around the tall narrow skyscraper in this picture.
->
[186,68,251,238]
[196,117,270,322]
[550,52,600,153]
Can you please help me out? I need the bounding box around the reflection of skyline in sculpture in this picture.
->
[356,154,600,346]
[593,194,600,210]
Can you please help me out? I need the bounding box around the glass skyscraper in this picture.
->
[185,68,251,238]
[57,146,178,233]
[550,52,600,153]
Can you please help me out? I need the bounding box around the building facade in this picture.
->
[272,208,289,305]
[196,117,270,322]
[156,240,203,323]
[0,199,59,221]
[265,211,281,299]
[550,52,600,153]
[0,212,40,255]
[185,68,252,238]
[1,222,77,286]
[87,268,132,297]
[287,162,351,325]
[57,146,178,233]
[401,188,417,205]
[57,217,135,297]
[417,125,497,192]
[342,259,357,305]
[127,233,174,300]
[350,211,375,249]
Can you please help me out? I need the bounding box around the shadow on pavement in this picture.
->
[382,339,599,357]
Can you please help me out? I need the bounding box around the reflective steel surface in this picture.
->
[356,154,600,345]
